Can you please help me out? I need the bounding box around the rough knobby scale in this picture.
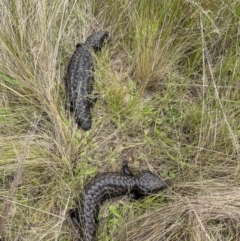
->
[69,161,167,241]
[66,31,108,130]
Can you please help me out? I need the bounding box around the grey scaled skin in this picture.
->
[69,161,167,241]
[66,31,108,130]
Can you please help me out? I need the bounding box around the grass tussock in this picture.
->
[1,0,240,240]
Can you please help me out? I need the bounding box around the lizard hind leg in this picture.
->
[122,161,134,176]
[69,208,80,226]
[87,94,98,107]
[122,161,146,199]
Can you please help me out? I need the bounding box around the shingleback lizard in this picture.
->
[66,31,108,130]
[69,161,167,241]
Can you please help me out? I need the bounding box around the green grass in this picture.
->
[1,0,240,240]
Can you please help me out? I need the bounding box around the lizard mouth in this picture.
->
[76,116,91,130]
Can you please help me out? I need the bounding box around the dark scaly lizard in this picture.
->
[66,31,108,130]
[69,161,167,241]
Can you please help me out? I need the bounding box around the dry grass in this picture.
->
[115,183,240,241]
[1,0,240,240]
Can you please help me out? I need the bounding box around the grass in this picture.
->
[1,0,240,240]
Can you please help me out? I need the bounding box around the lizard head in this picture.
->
[85,31,109,51]
[136,170,167,195]
[75,114,91,130]
[77,118,91,130]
